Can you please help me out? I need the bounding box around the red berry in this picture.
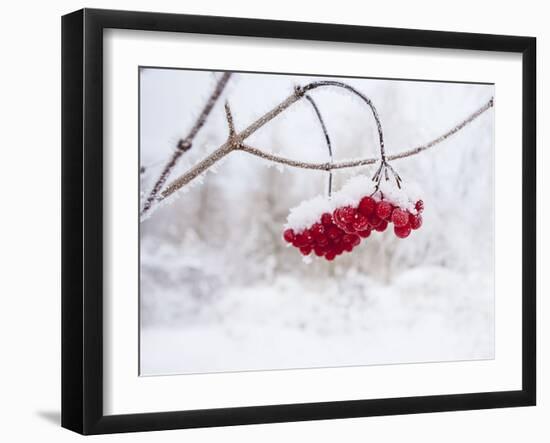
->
[293,233,307,248]
[375,220,388,232]
[391,208,409,228]
[375,201,393,220]
[394,225,412,238]
[415,200,424,213]
[352,214,369,232]
[327,225,342,240]
[341,207,356,224]
[283,229,295,243]
[325,251,336,261]
[343,223,357,234]
[342,234,355,245]
[332,208,346,228]
[321,213,333,226]
[409,213,423,230]
[314,245,326,257]
[368,213,382,228]
[300,245,312,255]
[311,223,325,238]
[358,226,372,238]
[315,234,329,247]
[340,234,358,251]
[302,229,314,245]
[358,196,376,216]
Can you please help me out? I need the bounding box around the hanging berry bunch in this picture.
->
[282,88,424,262]
[283,176,424,261]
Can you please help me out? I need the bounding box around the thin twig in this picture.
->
[224,101,236,136]
[303,81,386,160]
[161,92,304,197]
[304,94,334,196]
[140,72,232,216]
[389,96,495,159]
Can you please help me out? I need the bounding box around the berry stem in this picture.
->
[304,94,334,197]
[303,80,386,162]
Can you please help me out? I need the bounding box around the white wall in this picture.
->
[0,0,545,441]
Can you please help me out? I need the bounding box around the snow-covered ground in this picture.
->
[139,69,495,376]
[141,268,493,375]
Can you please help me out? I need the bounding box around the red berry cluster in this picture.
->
[283,197,424,261]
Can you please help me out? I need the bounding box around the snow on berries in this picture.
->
[282,175,424,261]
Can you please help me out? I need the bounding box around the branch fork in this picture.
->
[142,73,495,218]
[372,159,403,193]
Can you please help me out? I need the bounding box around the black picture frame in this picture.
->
[62,8,536,435]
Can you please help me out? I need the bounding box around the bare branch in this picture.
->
[224,101,236,137]
[304,94,334,195]
[161,82,382,199]
[140,72,232,216]
[387,96,495,160]
[160,81,494,202]
[303,81,386,161]
[241,97,494,171]
[238,143,333,170]
[238,92,304,141]
[161,91,304,198]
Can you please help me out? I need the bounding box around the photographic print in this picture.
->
[62,10,536,433]
[139,68,495,376]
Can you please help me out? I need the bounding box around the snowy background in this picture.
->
[139,69,495,376]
